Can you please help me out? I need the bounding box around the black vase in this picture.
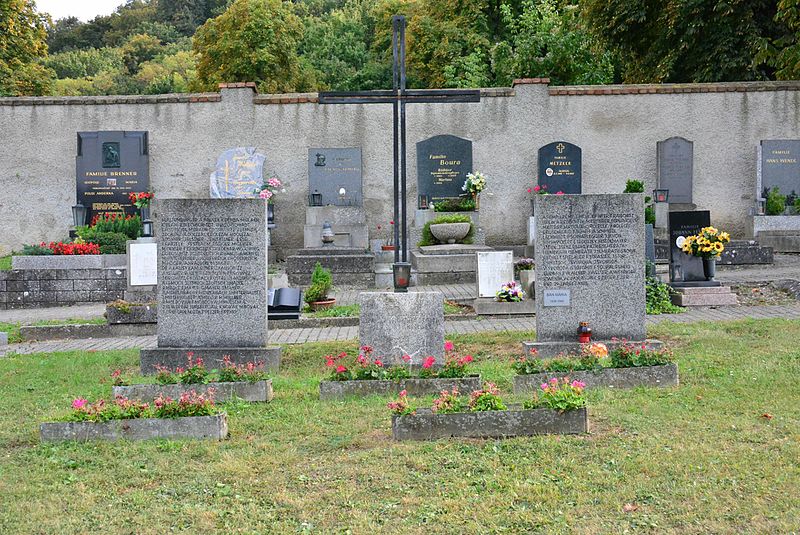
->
[139,205,150,221]
[267,203,275,228]
[703,257,716,281]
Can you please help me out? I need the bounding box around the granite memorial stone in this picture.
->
[416,135,473,207]
[657,137,693,204]
[668,210,710,283]
[758,139,800,198]
[76,131,149,222]
[477,251,514,298]
[537,141,581,194]
[308,148,362,206]
[209,147,265,198]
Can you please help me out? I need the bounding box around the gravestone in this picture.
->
[127,239,157,288]
[668,210,710,284]
[758,139,800,198]
[76,131,149,223]
[416,135,473,207]
[476,251,514,298]
[537,141,581,194]
[308,148,362,206]
[209,147,265,198]
[657,137,693,204]
[533,194,646,348]
[268,288,302,320]
[139,198,280,374]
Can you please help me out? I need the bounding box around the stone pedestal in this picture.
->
[670,285,737,306]
[411,244,492,285]
[358,291,445,365]
[409,209,485,250]
[286,247,374,286]
[304,206,368,249]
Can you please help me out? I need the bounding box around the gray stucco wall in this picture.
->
[2,80,799,257]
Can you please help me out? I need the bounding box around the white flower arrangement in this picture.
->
[463,171,487,195]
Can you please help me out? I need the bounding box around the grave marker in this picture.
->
[209,147,265,198]
[668,210,710,283]
[657,137,693,204]
[308,147,363,206]
[416,135,473,207]
[537,141,581,194]
[476,251,514,298]
[758,139,800,198]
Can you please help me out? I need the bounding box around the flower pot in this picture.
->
[703,257,716,280]
[309,298,336,311]
[473,193,480,211]
[429,222,471,244]
[267,203,275,228]
[519,269,535,298]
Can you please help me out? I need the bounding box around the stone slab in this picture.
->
[477,251,514,297]
[319,376,481,400]
[305,205,366,226]
[513,363,679,393]
[106,303,157,324]
[286,252,374,287]
[303,224,368,249]
[416,135,473,205]
[416,272,476,285]
[139,347,281,375]
[12,254,126,270]
[308,148,363,206]
[40,414,227,442]
[758,139,800,197]
[0,332,6,345]
[419,244,491,256]
[668,210,710,282]
[473,298,535,316]
[292,247,369,256]
[392,406,588,440]
[19,323,155,341]
[538,141,582,194]
[719,240,774,265]
[535,194,645,342]
[411,251,480,273]
[521,339,664,359]
[127,238,157,290]
[156,199,268,348]
[657,137,694,204]
[671,288,737,306]
[756,231,800,253]
[113,380,273,403]
[359,292,445,365]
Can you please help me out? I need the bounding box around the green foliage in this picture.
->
[432,197,475,212]
[21,244,54,256]
[512,351,600,375]
[623,179,655,225]
[0,0,54,96]
[305,262,333,303]
[646,276,685,315]
[82,215,143,240]
[524,377,586,411]
[609,344,674,368]
[306,304,360,318]
[42,47,124,79]
[419,214,474,246]
[765,186,787,215]
[755,0,800,80]
[91,232,129,255]
[0,255,11,270]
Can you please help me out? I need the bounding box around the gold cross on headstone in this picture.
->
[556,143,565,153]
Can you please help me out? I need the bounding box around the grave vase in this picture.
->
[519,269,535,299]
[703,257,716,281]
[530,199,536,216]
[473,193,480,211]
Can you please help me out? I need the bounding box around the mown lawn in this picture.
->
[0,320,798,533]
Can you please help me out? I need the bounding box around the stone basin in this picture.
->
[430,222,471,244]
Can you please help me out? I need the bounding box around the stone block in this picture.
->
[7,280,32,292]
[358,291,445,365]
[56,290,90,302]
[513,363,679,393]
[756,231,800,253]
[11,254,126,270]
[670,287,737,306]
[40,414,228,442]
[303,224,368,249]
[286,249,374,286]
[521,339,664,359]
[473,298,535,316]
[0,280,5,291]
[23,269,57,280]
[113,380,273,403]
[38,279,74,292]
[719,241,774,265]
[0,332,7,345]
[73,278,107,291]
[89,290,123,302]
[305,205,366,226]
[106,303,157,324]
[56,269,106,280]
[106,278,128,290]
[105,268,127,279]
[319,376,481,400]
[139,347,281,375]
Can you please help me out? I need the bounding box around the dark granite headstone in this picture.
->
[210,147,265,198]
[668,210,710,283]
[307,147,362,206]
[657,137,693,204]
[538,141,581,194]
[416,135,473,207]
[76,131,149,223]
[759,139,800,198]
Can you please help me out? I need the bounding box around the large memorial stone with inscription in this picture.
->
[76,131,149,222]
[758,139,800,198]
[537,141,581,194]
[668,210,712,284]
[525,194,653,357]
[308,148,362,206]
[209,147,265,198]
[657,137,693,204]
[416,135,473,207]
[139,199,281,374]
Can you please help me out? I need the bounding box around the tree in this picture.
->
[193,0,314,93]
[46,16,84,52]
[758,0,800,79]
[121,33,163,73]
[156,0,230,36]
[0,0,54,95]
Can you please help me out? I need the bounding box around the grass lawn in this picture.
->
[0,320,798,533]
[0,254,11,271]
[0,318,107,344]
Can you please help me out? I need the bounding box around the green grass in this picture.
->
[305,303,360,318]
[0,318,107,344]
[0,254,11,271]
[0,320,799,532]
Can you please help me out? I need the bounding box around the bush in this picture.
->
[88,214,143,240]
[624,179,655,225]
[92,232,128,254]
[646,276,685,315]
[304,262,333,304]
[419,214,474,246]
[433,197,476,212]
[21,244,54,256]
[765,187,787,215]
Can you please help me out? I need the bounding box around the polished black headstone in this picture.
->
[538,141,581,194]
[268,288,302,320]
[308,148,363,206]
[416,134,472,207]
[668,210,710,283]
[76,131,149,223]
[657,137,693,204]
[759,139,800,197]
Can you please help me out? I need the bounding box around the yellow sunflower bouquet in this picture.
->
[680,226,731,259]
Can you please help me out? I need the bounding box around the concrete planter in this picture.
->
[106,303,157,324]
[40,413,228,442]
[113,379,273,403]
[319,375,482,400]
[430,222,471,244]
[392,406,587,440]
[513,363,679,394]
[12,254,126,270]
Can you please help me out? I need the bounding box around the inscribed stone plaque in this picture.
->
[668,211,710,283]
[308,148,362,206]
[477,251,514,298]
[537,141,581,194]
[157,199,268,347]
[534,194,645,341]
[416,135,473,207]
[543,290,570,307]
[758,140,800,198]
[657,137,693,204]
[129,241,158,286]
[209,147,265,198]
[76,131,149,223]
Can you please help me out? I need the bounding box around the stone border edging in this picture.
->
[19,323,155,341]
[40,414,228,442]
[319,376,481,400]
[113,380,273,403]
[513,363,678,393]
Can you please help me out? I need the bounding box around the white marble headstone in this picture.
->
[128,241,158,286]
[477,251,514,298]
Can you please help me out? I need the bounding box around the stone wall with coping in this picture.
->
[0,268,126,309]
[2,79,800,257]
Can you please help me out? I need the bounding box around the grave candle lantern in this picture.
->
[577,322,592,343]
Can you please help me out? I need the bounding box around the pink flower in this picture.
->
[72,398,88,410]
[534,185,541,192]
[399,389,407,397]
[527,187,532,193]
[540,383,549,390]
[324,355,335,367]
[549,378,559,385]
[259,189,273,200]
[444,341,454,352]
[402,354,412,362]
[422,356,435,369]
[267,177,282,187]
[357,354,367,365]
[556,191,564,195]
[374,359,383,367]
[461,355,473,364]
[335,365,347,373]
[571,380,586,389]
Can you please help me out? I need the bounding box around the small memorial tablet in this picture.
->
[128,241,157,286]
[476,251,514,298]
[543,289,570,307]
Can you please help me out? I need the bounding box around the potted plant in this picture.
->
[515,258,535,297]
[304,262,335,310]
[679,226,731,280]
[462,171,487,210]
[420,214,474,246]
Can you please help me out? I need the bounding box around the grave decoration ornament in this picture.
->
[462,171,487,209]
[679,226,731,281]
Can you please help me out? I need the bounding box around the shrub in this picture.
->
[88,213,143,239]
[419,214,474,246]
[66,390,218,422]
[765,186,787,215]
[468,383,507,411]
[433,197,475,212]
[609,341,674,368]
[217,356,269,383]
[646,276,685,314]
[21,244,54,255]
[92,232,128,254]
[432,387,467,414]
[305,262,333,304]
[795,196,800,211]
[624,179,655,225]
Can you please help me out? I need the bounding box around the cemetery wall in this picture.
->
[2,80,800,256]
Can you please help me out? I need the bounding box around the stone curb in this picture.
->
[512,363,679,394]
[12,255,126,270]
[19,323,155,341]
[392,406,588,440]
[40,414,228,442]
[139,347,282,375]
[319,376,481,400]
[113,380,273,403]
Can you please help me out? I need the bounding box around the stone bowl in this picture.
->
[429,222,471,244]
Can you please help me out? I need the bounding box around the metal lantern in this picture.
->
[393,262,411,292]
[653,189,670,203]
[309,190,322,207]
[142,218,154,238]
[71,202,88,227]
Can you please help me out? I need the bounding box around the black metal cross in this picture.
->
[319,15,481,292]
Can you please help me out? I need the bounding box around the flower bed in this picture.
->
[389,380,588,440]
[512,341,679,392]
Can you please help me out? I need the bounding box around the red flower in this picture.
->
[422,356,435,369]
[444,341,454,352]
[335,365,347,373]
[374,359,383,367]
[556,191,564,195]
